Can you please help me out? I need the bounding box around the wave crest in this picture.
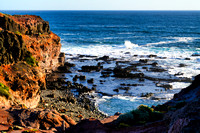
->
[145,37,195,46]
[124,40,139,49]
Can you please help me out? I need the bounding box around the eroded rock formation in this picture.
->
[0,12,62,108]
[0,12,62,71]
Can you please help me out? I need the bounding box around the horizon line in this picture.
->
[1,9,200,11]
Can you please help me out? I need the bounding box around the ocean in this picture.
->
[2,10,200,115]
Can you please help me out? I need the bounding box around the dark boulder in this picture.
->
[58,65,72,73]
[64,62,76,67]
[113,67,144,78]
[98,56,109,61]
[149,67,167,72]
[80,65,103,72]
[87,78,94,84]
[139,59,149,63]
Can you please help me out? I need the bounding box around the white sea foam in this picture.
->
[61,39,200,115]
[124,40,139,49]
[62,33,77,36]
[146,37,195,46]
[169,82,191,89]
[118,32,133,35]
[61,39,200,79]
[174,37,194,42]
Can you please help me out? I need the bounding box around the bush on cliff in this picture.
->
[115,105,164,127]
[0,83,10,99]
[24,52,38,67]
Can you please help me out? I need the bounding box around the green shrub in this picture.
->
[116,112,134,124]
[118,123,130,128]
[115,105,164,127]
[0,83,10,99]
[24,52,38,67]
[15,31,22,35]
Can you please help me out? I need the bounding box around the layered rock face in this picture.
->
[0,13,61,71]
[0,62,45,108]
[0,12,62,108]
[0,30,27,65]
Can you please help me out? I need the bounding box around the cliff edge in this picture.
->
[0,12,62,108]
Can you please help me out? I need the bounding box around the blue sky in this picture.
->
[1,0,200,10]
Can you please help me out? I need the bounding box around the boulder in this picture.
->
[113,67,144,78]
[0,108,77,132]
[81,65,103,72]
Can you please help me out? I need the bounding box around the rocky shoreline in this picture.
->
[0,12,199,133]
[38,71,107,122]
[0,12,106,132]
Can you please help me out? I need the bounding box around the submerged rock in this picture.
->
[80,65,103,72]
[113,66,144,78]
[87,78,94,84]
[97,55,109,61]
[149,67,167,72]
[79,75,86,80]
[156,83,173,90]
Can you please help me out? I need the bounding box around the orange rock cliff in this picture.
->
[0,12,63,108]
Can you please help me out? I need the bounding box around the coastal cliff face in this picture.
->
[0,12,61,108]
[0,12,199,133]
[0,62,45,108]
[0,13,61,71]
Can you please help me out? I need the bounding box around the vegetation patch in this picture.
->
[115,105,164,127]
[15,31,22,35]
[0,83,10,99]
[24,52,38,67]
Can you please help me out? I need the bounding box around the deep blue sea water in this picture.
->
[2,10,200,115]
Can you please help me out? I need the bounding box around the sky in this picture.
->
[1,0,200,10]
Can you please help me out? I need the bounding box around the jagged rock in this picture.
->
[0,13,61,72]
[113,66,144,78]
[58,65,72,73]
[141,92,154,98]
[79,75,86,80]
[0,12,61,108]
[179,63,187,67]
[80,65,103,72]
[67,119,105,133]
[64,62,75,67]
[0,108,76,132]
[113,88,119,93]
[118,87,130,91]
[148,54,157,58]
[0,30,26,65]
[87,78,94,84]
[98,55,109,61]
[0,62,45,108]
[0,13,50,35]
[156,83,173,90]
[151,62,158,66]
[149,67,167,72]
[139,59,149,63]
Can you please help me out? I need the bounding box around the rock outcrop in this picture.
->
[164,74,200,132]
[0,107,76,132]
[0,12,199,133]
[0,12,62,108]
[0,62,45,108]
[0,12,62,71]
[0,12,77,132]
[67,74,200,133]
